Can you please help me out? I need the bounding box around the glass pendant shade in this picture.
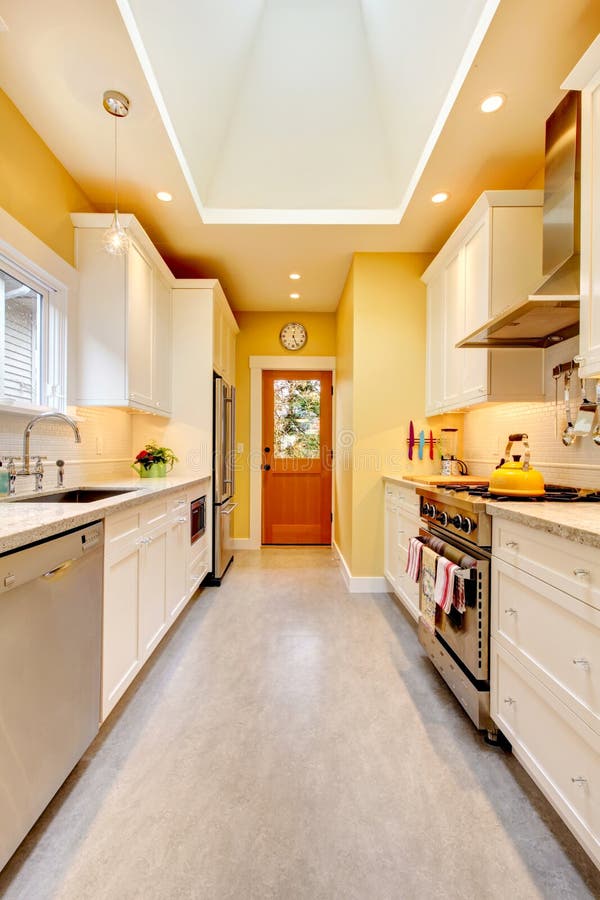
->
[102,91,130,256]
[103,210,129,256]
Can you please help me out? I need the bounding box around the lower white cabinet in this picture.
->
[102,482,210,721]
[491,517,600,868]
[384,479,421,621]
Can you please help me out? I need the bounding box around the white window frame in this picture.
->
[0,230,69,416]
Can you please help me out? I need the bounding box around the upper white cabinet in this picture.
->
[564,37,600,378]
[213,285,238,385]
[71,214,172,416]
[422,192,545,415]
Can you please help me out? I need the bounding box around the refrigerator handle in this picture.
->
[225,386,235,497]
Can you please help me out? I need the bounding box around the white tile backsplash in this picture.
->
[0,406,133,493]
[463,337,600,488]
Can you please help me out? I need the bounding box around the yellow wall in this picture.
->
[0,89,94,265]
[232,311,337,539]
[334,252,462,577]
[333,268,354,567]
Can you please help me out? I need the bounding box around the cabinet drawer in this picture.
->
[492,559,600,732]
[189,546,209,592]
[493,518,600,610]
[140,499,169,530]
[491,641,600,867]
[105,509,143,564]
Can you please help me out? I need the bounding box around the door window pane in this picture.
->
[0,269,42,405]
[274,379,321,458]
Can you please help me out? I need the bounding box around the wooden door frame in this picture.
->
[241,355,336,550]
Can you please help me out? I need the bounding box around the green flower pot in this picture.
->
[136,461,168,478]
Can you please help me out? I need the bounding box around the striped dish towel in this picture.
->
[434,557,459,614]
[405,537,424,582]
[420,546,438,631]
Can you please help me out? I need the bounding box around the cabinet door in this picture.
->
[384,488,399,585]
[462,219,489,403]
[166,513,189,621]
[153,272,172,414]
[127,242,154,406]
[442,251,464,408]
[139,527,168,660]
[425,276,444,415]
[579,81,600,377]
[103,543,141,720]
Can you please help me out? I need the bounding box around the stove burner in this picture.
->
[443,483,600,502]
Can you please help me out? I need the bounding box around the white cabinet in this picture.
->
[71,213,173,415]
[213,286,238,385]
[384,479,421,621]
[491,515,600,868]
[423,192,545,415]
[564,38,600,377]
[102,481,210,721]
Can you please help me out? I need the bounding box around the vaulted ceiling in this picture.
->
[117,0,494,223]
[0,1,599,311]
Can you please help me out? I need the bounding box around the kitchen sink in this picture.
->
[13,488,138,503]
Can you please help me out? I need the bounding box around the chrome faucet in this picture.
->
[21,413,82,476]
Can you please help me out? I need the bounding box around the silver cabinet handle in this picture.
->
[505,608,517,616]
[505,541,519,549]
[222,502,237,515]
[503,697,516,705]
[572,658,590,669]
[571,776,587,785]
[177,516,187,524]
[573,568,590,578]
[176,499,186,508]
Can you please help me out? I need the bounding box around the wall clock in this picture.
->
[279,322,307,351]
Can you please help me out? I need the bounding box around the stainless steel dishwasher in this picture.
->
[0,521,103,871]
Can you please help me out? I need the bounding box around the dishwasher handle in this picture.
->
[43,560,75,579]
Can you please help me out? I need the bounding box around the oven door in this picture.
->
[190,496,206,544]
[420,524,490,685]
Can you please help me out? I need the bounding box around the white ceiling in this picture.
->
[0,1,599,312]
[117,0,496,223]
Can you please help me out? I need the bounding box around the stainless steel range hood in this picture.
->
[459,91,581,349]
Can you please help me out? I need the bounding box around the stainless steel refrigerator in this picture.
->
[210,373,236,584]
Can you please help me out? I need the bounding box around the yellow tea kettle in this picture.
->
[489,433,545,497]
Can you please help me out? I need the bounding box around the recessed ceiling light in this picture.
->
[289,273,301,280]
[290,293,301,299]
[480,93,505,114]
[156,191,173,202]
[431,192,449,204]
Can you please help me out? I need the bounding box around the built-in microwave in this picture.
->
[190,496,206,544]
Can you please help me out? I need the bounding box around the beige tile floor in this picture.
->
[0,547,599,899]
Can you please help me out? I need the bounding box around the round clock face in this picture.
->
[279,322,307,351]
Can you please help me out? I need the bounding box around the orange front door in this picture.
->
[262,370,332,545]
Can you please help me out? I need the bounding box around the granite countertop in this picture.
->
[487,501,600,549]
[0,473,211,554]
[383,474,488,488]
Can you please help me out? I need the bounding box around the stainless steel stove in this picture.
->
[418,484,492,548]
[415,480,600,738]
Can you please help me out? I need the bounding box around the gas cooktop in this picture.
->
[439,483,600,503]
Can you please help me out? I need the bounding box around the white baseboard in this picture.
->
[229,538,261,550]
[332,541,388,594]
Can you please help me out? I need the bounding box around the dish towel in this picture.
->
[405,537,424,582]
[420,546,438,631]
[434,557,459,614]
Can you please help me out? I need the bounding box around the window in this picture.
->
[0,254,67,413]
[273,378,321,459]
[0,268,42,405]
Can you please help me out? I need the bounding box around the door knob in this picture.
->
[264,464,271,471]
[264,446,271,453]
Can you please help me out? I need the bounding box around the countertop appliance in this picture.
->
[209,373,236,584]
[0,521,103,870]
[489,433,545,496]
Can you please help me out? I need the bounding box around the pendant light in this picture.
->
[102,90,130,256]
